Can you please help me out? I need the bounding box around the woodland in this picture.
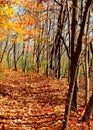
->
[0,0,93,130]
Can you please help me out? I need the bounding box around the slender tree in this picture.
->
[62,0,92,129]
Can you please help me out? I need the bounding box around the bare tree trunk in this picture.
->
[22,43,25,72]
[22,43,29,72]
[50,1,64,78]
[13,43,17,71]
[85,44,90,104]
[58,42,61,79]
[36,43,40,73]
[89,42,93,77]
[46,0,50,77]
[81,91,93,125]
[7,44,13,68]
[62,56,78,130]
[72,67,79,111]
[62,1,92,129]
[84,10,90,104]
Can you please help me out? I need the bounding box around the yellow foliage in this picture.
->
[0,35,5,40]
[0,0,50,44]
[2,6,15,17]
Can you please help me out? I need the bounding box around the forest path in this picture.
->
[0,70,67,130]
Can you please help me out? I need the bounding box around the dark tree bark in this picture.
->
[36,43,40,73]
[22,44,29,72]
[50,1,65,79]
[71,75,79,111]
[62,0,92,129]
[13,43,17,71]
[58,42,61,79]
[81,91,93,125]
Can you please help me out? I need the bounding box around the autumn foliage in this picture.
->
[0,0,93,130]
[0,70,93,129]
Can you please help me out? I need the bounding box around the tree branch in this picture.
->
[54,0,62,6]
[60,34,71,59]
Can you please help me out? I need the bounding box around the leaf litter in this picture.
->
[0,70,93,129]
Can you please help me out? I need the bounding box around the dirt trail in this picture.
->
[0,70,66,130]
[0,70,93,130]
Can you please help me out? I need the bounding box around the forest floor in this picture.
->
[0,70,93,130]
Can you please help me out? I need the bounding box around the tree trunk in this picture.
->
[71,65,79,111]
[22,43,29,72]
[62,1,92,129]
[7,45,13,68]
[85,10,90,104]
[58,42,61,79]
[71,77,78,111]
[85,44,90,105]
[62,56,78,130]
[81,91,93,125]
[50,2,63,78]
[13,43,17,71]
[46,0,50,77]
[89,42,93,77]
[36,43,40,73]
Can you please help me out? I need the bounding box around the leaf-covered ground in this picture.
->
[0,70,93,130]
